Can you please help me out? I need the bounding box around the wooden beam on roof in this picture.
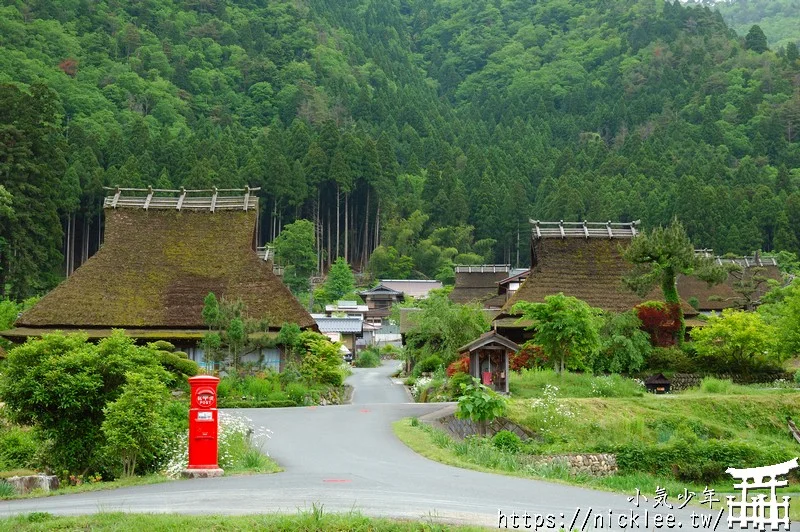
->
[559,220,565,239]
[143,186,154,210]
[176,187,186,210]
[606,221,613,238]
[243,186,250,211]
[210,187,218,212]
[111,187,121,208]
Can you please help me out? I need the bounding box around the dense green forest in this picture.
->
[1,0,799,300]
[688,0,800,49]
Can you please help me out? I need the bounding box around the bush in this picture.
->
[101,372,171,477]
[157,351,199,379]
[492,430,522,453]
[510,344,546,373]
[0,332,174,475]
[354,349,381,368]
[299,332,345,387]
[0,426,38,470]
[700,377,733,394]
[795,369,800,384]
[448,372,474,396]
[446,356,469,377]
[455,378,507,435]
[416,355,443,374]
[646,346,695,372]
[614,440,790,483]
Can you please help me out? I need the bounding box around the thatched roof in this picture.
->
[677,264,782,311]
[13,206,315,332]
[503,237,645,314]
[449,265,509,308]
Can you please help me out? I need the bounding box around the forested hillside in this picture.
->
[687,0,800,49]
[1,0,799,299]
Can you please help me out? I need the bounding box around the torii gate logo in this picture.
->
[726,458,798,530]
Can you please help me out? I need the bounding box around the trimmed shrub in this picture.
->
[416,355,443,373]
[510,344,546,372]
[492,430,522,453]
[158,351,199,378]
[448,372,474,396]
[646,346,695,372]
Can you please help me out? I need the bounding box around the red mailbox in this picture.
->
[188,375,221,471]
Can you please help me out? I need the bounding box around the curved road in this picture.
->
[0,362,724,529]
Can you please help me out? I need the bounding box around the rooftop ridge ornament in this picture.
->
[102,186,260,212]
[529,219,640,239]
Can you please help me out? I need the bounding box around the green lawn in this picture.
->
[0,511,486,531]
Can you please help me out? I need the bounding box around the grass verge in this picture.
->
[0,510,486,531]
[393,418,800,521]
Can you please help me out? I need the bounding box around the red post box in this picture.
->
[187,375,222,474]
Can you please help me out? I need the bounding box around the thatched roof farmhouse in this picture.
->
[2,188,315,347]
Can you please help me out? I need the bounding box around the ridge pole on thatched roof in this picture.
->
[243,185,250,211]
[210,186,218,212]
[111,187,121,208]
[176,187,186,210]
[143,186,154,210]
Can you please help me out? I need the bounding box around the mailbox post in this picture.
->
[181,375,224,478]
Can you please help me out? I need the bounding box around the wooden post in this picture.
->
[176,187,186,210]
[210,187,218,213]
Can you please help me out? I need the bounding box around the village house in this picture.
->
[492,219,699,344]
[449,264,512,310]
[358,279,442,327]
[0,187,316,371]
[677,251,783,312]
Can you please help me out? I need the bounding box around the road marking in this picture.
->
[322,479,352,483]
[360,409,371,413]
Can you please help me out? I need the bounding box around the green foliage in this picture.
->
[200,294,268,372]
[646,346,697,373]
[700,377,734,394]
[455,378,507,434]
[274,220,316,294]
[404,292,489,366]
[624,219,726,344]
[513,293,602,373]
[298,331,345,387]
[354,348,381,368]
[593,311,652,373]
[744,25,769,53]
[276,322,303,362]
[101,372,171,477]
[0,331,172,474]
[510,369,645,399]
[691,309,782,373]
[368,246,414,279]
[0,425,38,470]
[491,430,522,453]
[320,258,355,304]
[759,280,800,358]
[415,355,443,374]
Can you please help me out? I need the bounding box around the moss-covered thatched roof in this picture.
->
[677,264,782,311]
[15,208,315,331]
[502,237,653,314]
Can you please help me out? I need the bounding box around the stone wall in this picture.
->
[431,410,534,441]
[668,372,795,391]
[530,453,617,477]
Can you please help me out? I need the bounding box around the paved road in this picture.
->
[0,362,727,529]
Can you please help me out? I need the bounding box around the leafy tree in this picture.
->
[273,219,316,294]
[513,293,602,374]
[101,371,170,477]
[691,309,781,373]
[201,293,269,372]
[321,257,355,303]
[759,279,800,359]
[623,219,726,344]
[297,331,345,387]
[368,245,414,279]
[0,331,172,474]
[744,25,769,53]
[454,378,507,436]
[593,311,652,373]
[404,292,489,365]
